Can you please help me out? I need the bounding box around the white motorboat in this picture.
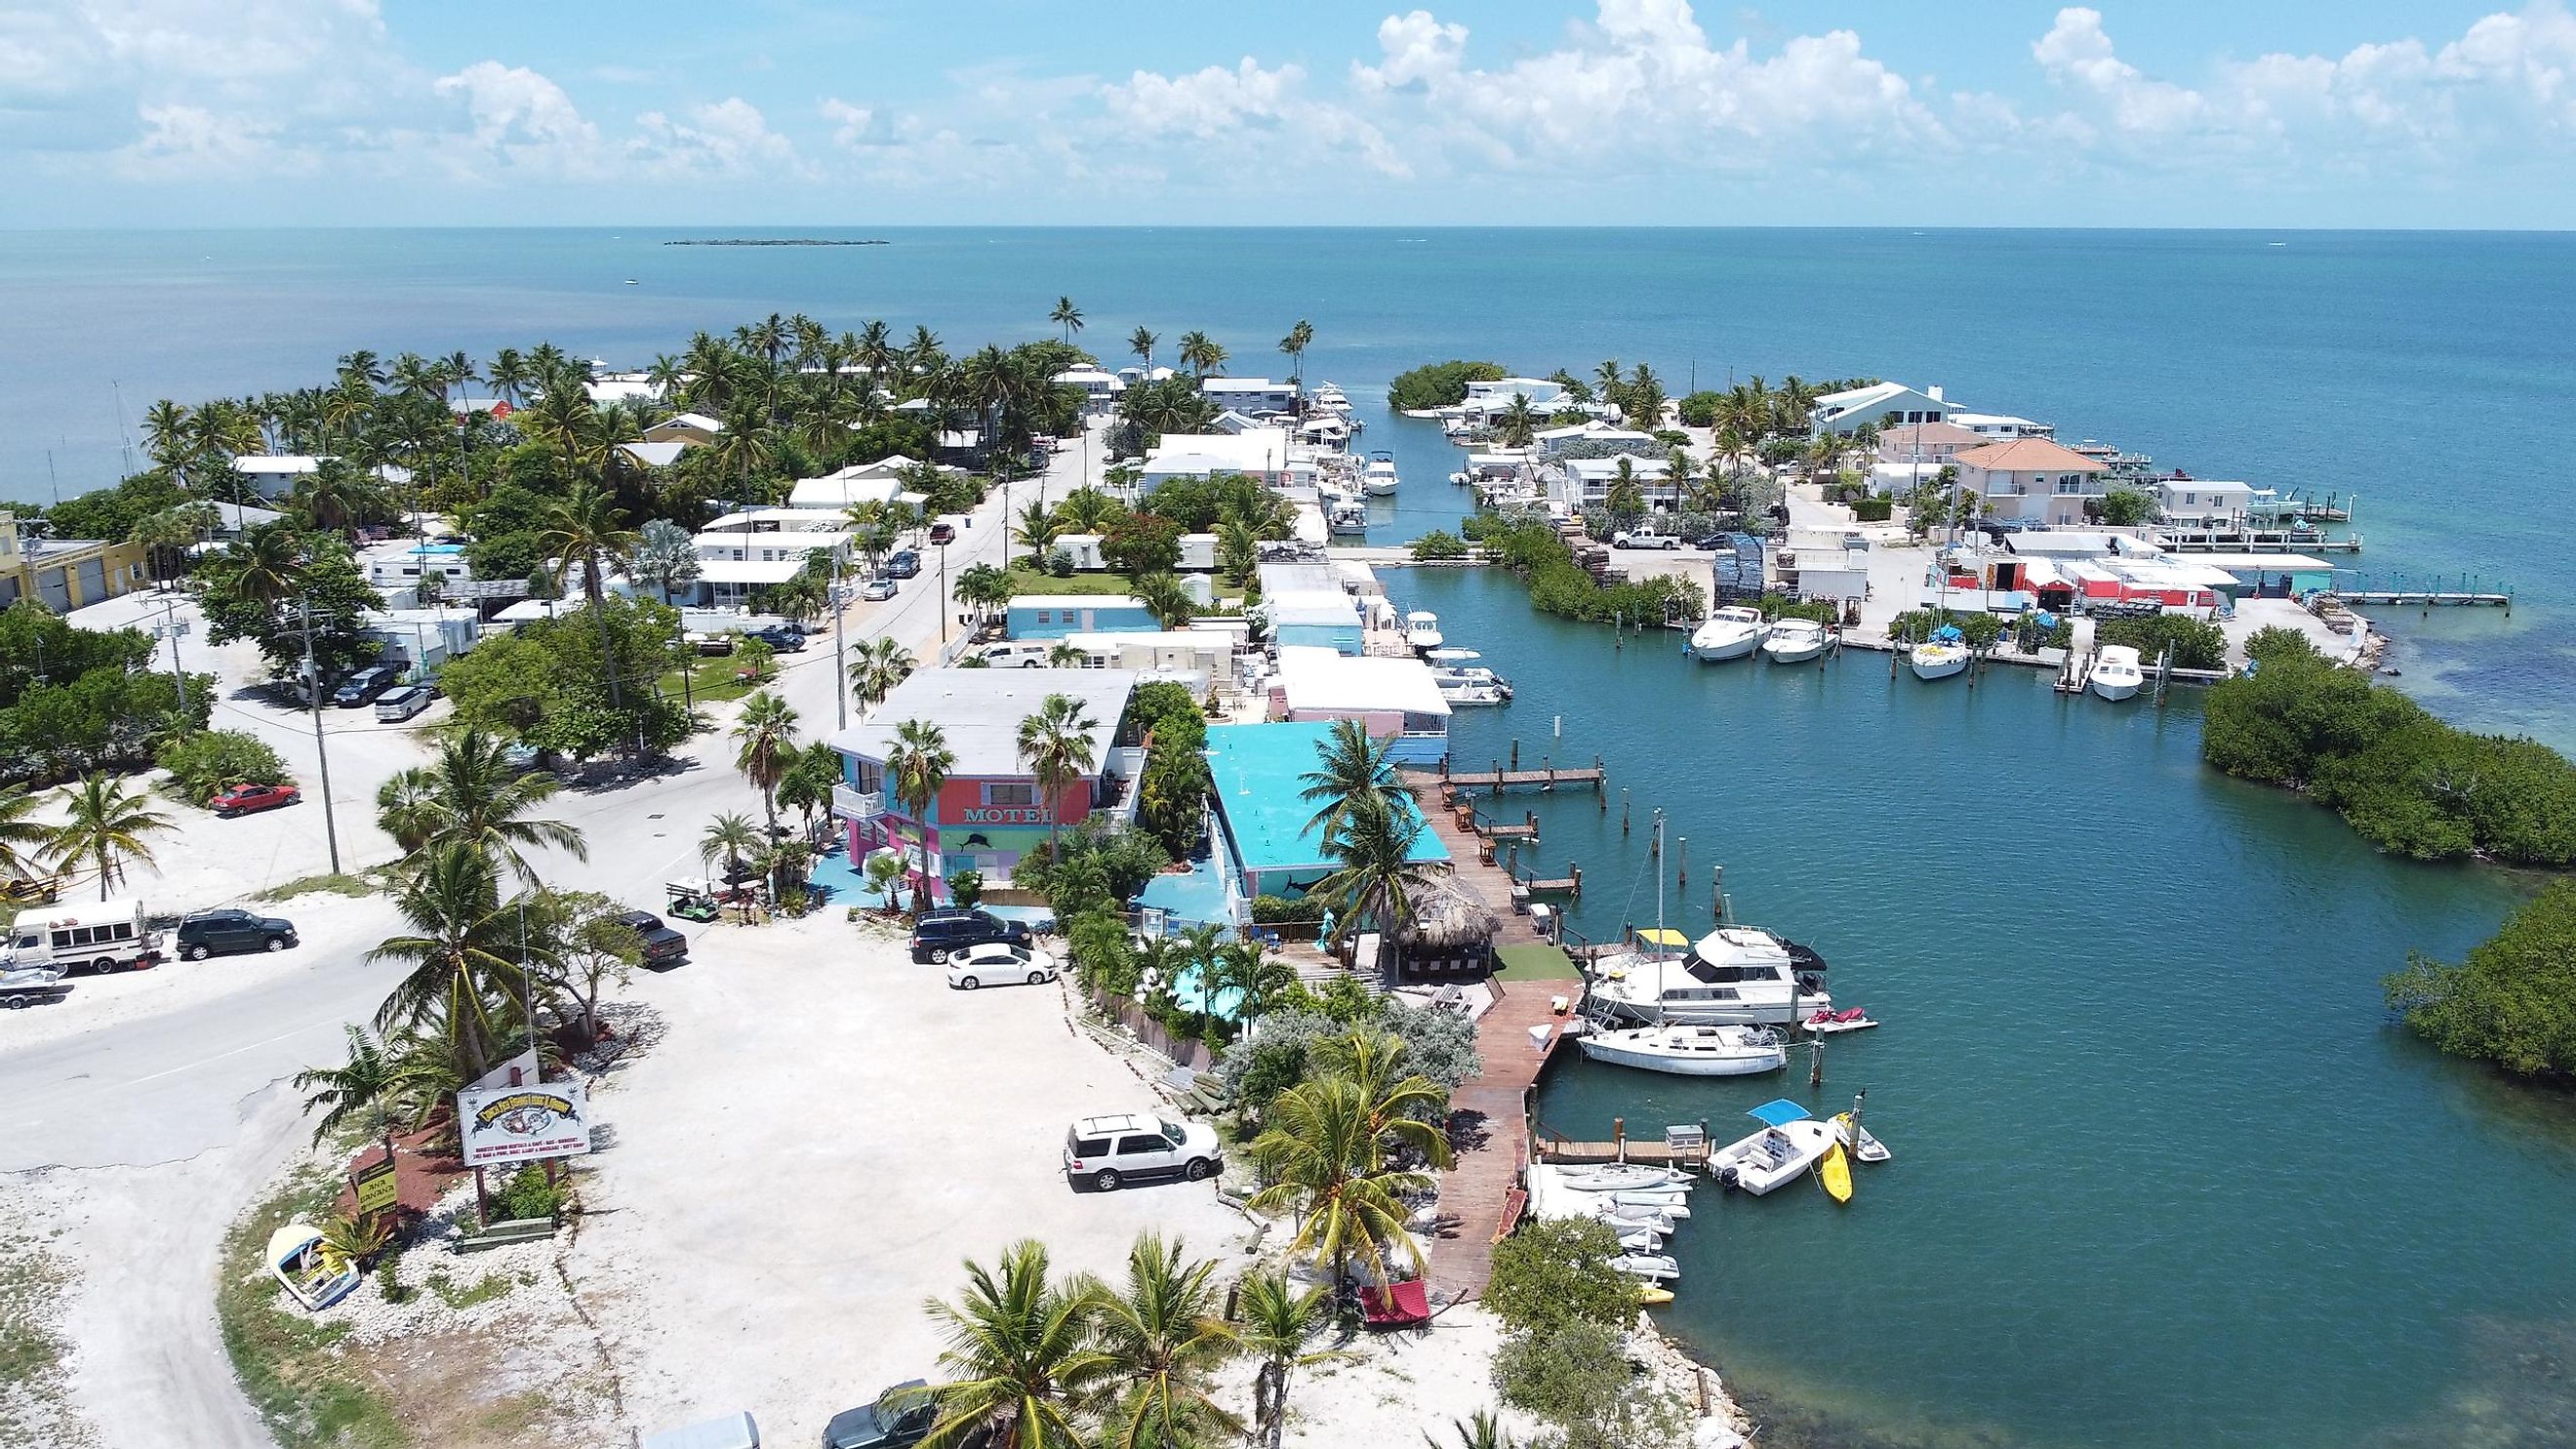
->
[1557,1163,1692,1192]
[1437,680,1509,707]
[267,1223,362,1310]
[1588,927,1832,1026]
[1687,606,1768,662]
[1910,641,1969,680]
[1611,1224,1666,1253]
[1831,1113,1892,1163]
[1403,611,1444,653]
[1326,499,1368,534]
[1299,415,1349,446]
[1603,1189,1690,1216]
[0,961,69,1009]
[1427,649,1512,700]
[1711,1106,1838,1196]
[1363,450,1400,495]
[1577,1024,1787,1077]
[1581,1200,1677,1235]
[1611,1254,1680,1282]
[1761,619,1831,664]
[2088,644,2144,701]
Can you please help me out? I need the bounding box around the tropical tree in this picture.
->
[1277,319,1313,386]
[1079,1233,1242,1449]
[46,774,173,898]
[1207,939,1296,1024]
[850,636,916,710]
[1603,457,1645,527]
[1298,718,1397,850]
[1498,393,1538,448]
[0,785,56,880]
[1247,1072,1442,1287]
[1127,328,1156,368]
[1175,331,1226,379]
[382,728,587,881]
[921,1239,1107,1449]
[1240,1269,1338,1449]
[1048,641,1086,668]
[291,1024,404,1145]
[537,477,641,710]
[732,690,803,832]
[1017,693,1100,868]
[1426,1410,1521,1449]
[1051,297,1086,344]
[886,718,955,914]
[628,518,704,605]
[366,840,541,1080]
[1310,790,1447,980]
[701,811,763,884]
[1133,572,1195,630]
[1014,500,1061,564]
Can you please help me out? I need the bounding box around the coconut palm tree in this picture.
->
[1297,718,1397,850]
[849,636,916,710]
[1499,393,1538,448]
[921,1239,1107,1449]
[1079,1233,1242,1449]
[1248,1073,1441,1288]
[538,477,641,711]
[46,774,172,899]
[216,524,306,611]
[886,718,954,914]
[1175,331,1225,379]
[375,768,444,856]
[1277,319,1313,386]
[1127,328,1156,368]
[1133,573,1195,630]
[1604,457,1645,527]
[1013,500,1061,565]
[1309,790,1447,981]
[1239,1270,1339,1449]
[1309,1030,1454,1159]
[1206,939,1295,1024]
[0,785,57,880]
[732,691,802,832]
[386,729,587,881]
[366,840,541,1079]
[1055,487,1120,536]
[701,811,762,886]
[1050,297,1085,344]
[1047,641,1085,668]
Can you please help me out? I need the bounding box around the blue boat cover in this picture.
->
[1747,1098,1813,1127]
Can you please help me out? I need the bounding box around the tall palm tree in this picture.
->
[1207,939,1294,1024]
[218,524,306,611]
[383,729,588,881]
[1248,1073,1441,1288]
[366,840,540,1079]
[1239,1270,1337,1449]
[1499,393,1538,448]
[921,1239,1107,1449]
[1016,694,1099,867]
[732,691,803,832]
[1013,500,1061,565]
[1050,297,1085,345]
[0,785,57,881]
[849,636,916,710]
[1127,327,1156,368]
[1297,718,1397,850]
[538,477,641,711]
[1309,1030,1454,1160]
[701,812,762,884]
[1175,331,1226,379]
[1309,790,1447,981]
[1277,319,1313,386]
[886,718,954,914]
[46,774,173,899]
[1079,1233,1242,1449]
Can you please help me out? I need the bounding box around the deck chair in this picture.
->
[1359,1280,1432,1330]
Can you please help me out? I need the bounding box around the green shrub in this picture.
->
[491,1164,563,1225]
[1464,512,1703,627]
[2386,881,2576,1077]
[1250,893,1323,924]
[1388,360,1507,411]
[157,729,291,805]
[1487,1217,1638,1338]
[1409,530,1470,562]
[1889,608,2002,650]
[946,868,985,909]
[1495,1319,1686,1449]
[2096,614,2227,672]
[1852,495,1893,522]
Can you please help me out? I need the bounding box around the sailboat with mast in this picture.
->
[1578,815,1792,1076]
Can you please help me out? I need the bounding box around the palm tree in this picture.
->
[1499,393,1538,448]
[1310,790,1447,981]
[1605,456,1645,526]
[921,1240,1107,1449]
[385,729,587,881]
[217,524,306,611]
[1207,939,1294,1024]
[886,719,954,914]
[1079,1233,1242,1449]
[628,518,703,605]
[0,785,57,881]
[1127,328,1157,368]
[1297,718,1396,850]
[366,841,538,1080]
[849,636,916,710]
[1133,573,1195,630]
[292,1025,403,1144]
[1013,500,1061,565]
[1277,319,1313,386]
[375,768,444,856]
[46,774,172,899]
[1248,1073,1441,1288]
[701,811,762,885]
[538,477,641,711]
[1426,1410,1520,1449]
[1175,331,1226,379]
[1047,641,1086,668]
[1310,1030,1454,1160]
[1015,694,1099,869]
[1239,1270,1337,1449]
[1050,297,1085,345]
[732,691,802,832]
[1055,487,1119,536]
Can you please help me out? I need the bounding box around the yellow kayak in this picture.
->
[1637,1286,1674,1307]
[1819,1141,1853,1204]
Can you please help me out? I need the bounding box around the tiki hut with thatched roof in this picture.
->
[1391,876,1500,981]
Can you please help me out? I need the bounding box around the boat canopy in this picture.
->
[1747,1099,1813,1128]
[1634,927,1690,951]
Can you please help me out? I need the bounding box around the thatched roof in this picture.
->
[1395,876,1500,949]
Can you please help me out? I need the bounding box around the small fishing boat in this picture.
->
[1831,1112,1892,1164]
[1403,611,1445,653]
[1427,648,1512,702]
[1610,1224,1667,1253]
[1557,1163,1692,1192]
[1611,1254,1680,1282]
[0,961,70,1010]
[1803,1007,1879,1035]
[1910,634,1969,680]
[1761,618,1831,664]
[1326,499,1368,534]
[1577,1023,1787,1077]
[1818,1142,1854,1204]
[1437,679,1509,707]
[1688,606,1768,662]
[2088,644,2144,701]
[1363,450,1400,495]
[1711,1100,1837,1196]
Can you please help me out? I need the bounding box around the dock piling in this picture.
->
[1676,836,1688,896]
[1621,788,1630,836]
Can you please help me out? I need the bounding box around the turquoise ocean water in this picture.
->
[4,227,2572,1444]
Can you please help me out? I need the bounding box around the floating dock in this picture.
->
[2332,588,2511,609]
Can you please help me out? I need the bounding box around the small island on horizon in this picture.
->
[664,237,888,246]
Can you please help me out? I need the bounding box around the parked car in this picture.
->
[1611,530,1683,550]
[176,908,299,960]
[978,641,1052,668]
[747,625,807,652]
[690,631,739,656]
[860,576,899,601]
[1062,1111,1222,1191]
[614,908,690,967]
[884,549,922,580]
[823,1381,936,1449]
[210,783,301,817]
[908,908,1030,963]
[330,664,399,707]
[927,521,957,545]
[373,685,435,722]
[946,942,1058,989]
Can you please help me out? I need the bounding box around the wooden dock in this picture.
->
[1436,758,1606,792]
[2333,589,2511,609]
[1426,977,1581,1305]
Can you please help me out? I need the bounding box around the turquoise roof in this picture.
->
[1206,721,1450,875]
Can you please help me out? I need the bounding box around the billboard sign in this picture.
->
[456,1080,592,1167]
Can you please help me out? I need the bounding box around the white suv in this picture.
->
[1063,1112,1221,1191]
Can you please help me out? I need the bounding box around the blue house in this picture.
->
[1205,721,1450,903]
[1008,594,1157,640]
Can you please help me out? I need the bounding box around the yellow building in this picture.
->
[0,513,149,613]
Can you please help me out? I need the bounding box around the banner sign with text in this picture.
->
[456,1080,593,1167]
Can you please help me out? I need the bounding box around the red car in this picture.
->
[211,783,301,817]
[928,521,957,544]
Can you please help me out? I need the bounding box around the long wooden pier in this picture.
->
[2333,588,2511,609]
[1437,757,1606,792]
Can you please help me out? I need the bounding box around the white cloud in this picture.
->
[435,61,602,177]
[819,97,878,146]
[630,97,802,177]
[1104,57,1410,177]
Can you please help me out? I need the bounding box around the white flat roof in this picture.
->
[2174,552,2337,571]
[704,507,851,532]
[1273,646,1449,718]
[232,455,320,473]
[830,667,1139,777]
[1143,428,1290,474]
[787,474,903,510]
[698,557,816,584]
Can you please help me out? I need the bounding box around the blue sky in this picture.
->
[8,1,2575,226]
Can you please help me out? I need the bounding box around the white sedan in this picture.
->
[946,942,1060,990]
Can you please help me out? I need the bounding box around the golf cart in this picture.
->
[666,878,723,924]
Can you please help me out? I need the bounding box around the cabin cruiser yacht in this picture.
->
[2088,644,2144,701]
[1761,618,1831,664]
[1688,606,1767,662]
[1362,451,1400,495]
[1587,925,1831,1026]
[1576,1023,1787,1076]
[1403,611,1445,653]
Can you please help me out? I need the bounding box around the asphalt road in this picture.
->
[0,434,1067,1443]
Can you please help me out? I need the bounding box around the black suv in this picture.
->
[823,1381,936,1449]
[747,624,807,652]
[884,549,922,580]
[176,908,299,960]
[613,909,690,966]
[331,664,399,707]
[908,908,1030,963]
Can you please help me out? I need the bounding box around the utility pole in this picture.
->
[831,574,849,729]
[154,596,192,724]
[937,543,951,648]
[298,600,344,874]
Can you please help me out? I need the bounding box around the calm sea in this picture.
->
[4,227,2572,1444]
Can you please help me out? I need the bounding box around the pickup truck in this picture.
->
[615,909,690,966]
[1611,530,1684,550]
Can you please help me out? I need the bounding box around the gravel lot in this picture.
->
[564,911,1252,1444]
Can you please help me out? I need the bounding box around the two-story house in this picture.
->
[1950,438,2112,527]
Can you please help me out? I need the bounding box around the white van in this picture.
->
[5,899,161,974]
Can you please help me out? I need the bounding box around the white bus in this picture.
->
[4,898,161,974]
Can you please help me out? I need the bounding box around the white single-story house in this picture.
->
[362,606,480,674]
[2153,478,2259,529]
[1141,428,1290,489]
[1951,438,2111,527]
[787,457,952,512]
[225,456,412,501]
[704,506,858,535]
[1534,423,1659,457]
[692,527,847,606]
[1266,647,1450,767]
[1812,382,1956,435]
[1462,378,1569,419]
[585,371,664,407]
[1056,367,1125,416]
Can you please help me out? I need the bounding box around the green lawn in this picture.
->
[1006,566,1247,603]
[1493,943,1584,983]
[661,655,775,706]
